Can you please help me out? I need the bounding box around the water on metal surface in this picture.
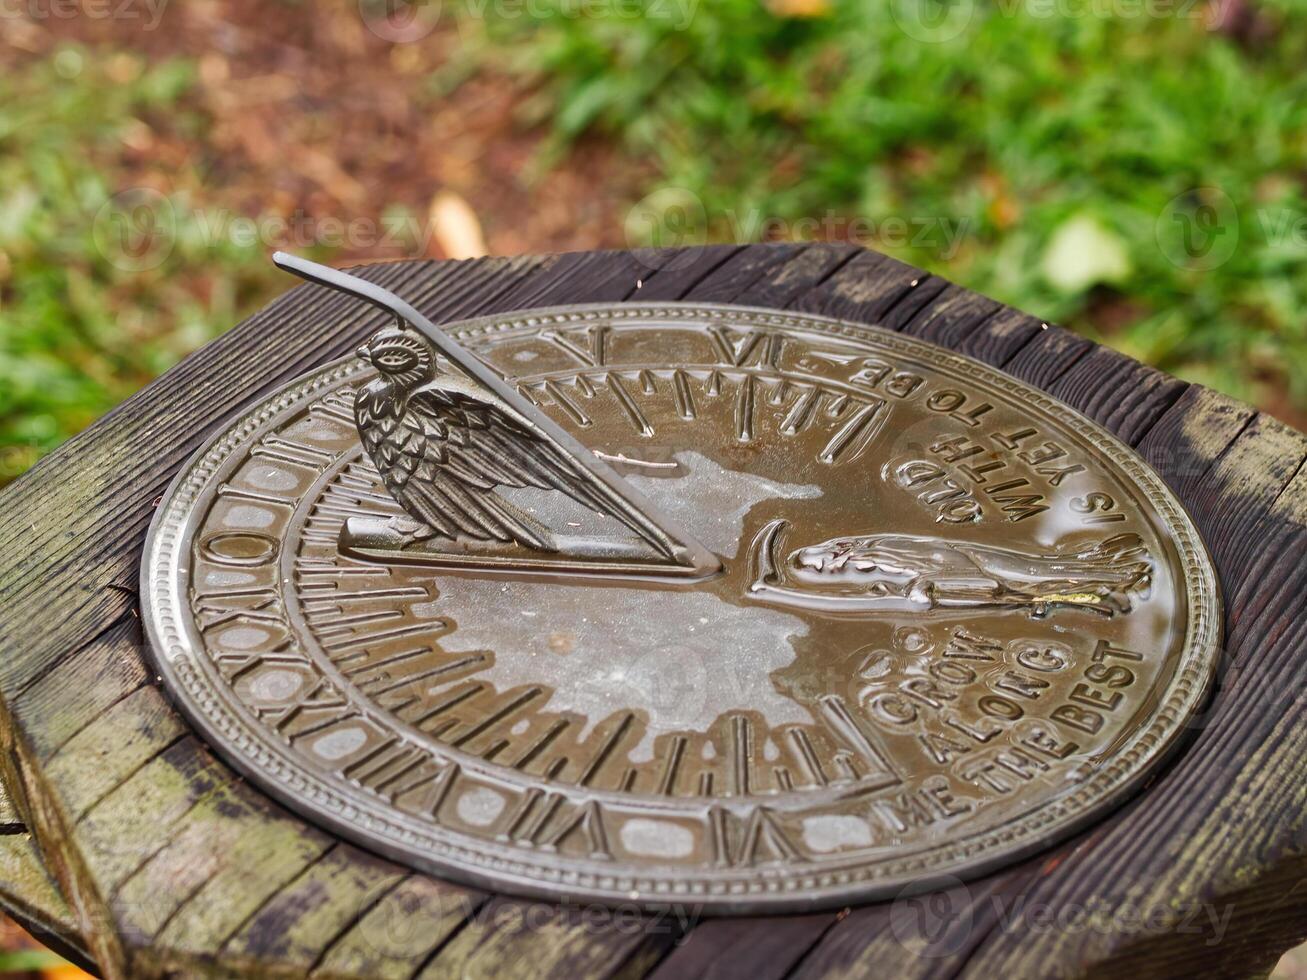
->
[141,298,1220,912]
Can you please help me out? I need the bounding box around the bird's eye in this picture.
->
[378,351,416,370]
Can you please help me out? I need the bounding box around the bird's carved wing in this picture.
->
[358,378,666,554]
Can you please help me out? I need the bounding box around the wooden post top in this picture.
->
[0,245,1303,979]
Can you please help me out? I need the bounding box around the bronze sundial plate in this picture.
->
[142,302,1220,913]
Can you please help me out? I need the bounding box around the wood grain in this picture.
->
[0,780,94,973]
[0,244,1302,979]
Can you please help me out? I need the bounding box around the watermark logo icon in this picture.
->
[889,0,976,42]
[625,187,709,272]
[625,187,709,251]
[888,875,975,957]
[359,0,442,42]
[1156,186,1239,271]
[92,187,176,272]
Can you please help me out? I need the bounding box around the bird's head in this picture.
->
[357,327,436,389]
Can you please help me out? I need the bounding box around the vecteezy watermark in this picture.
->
[92,188,177,273]
[889,0,977,43]
[358,0,442,42]
[993,0,1208,19]
[890,876,1238,957]
[889,875,977,958]
[1156,185,1307,272]
[0,0,168,29]
[624,187,710,260]
[0,441,42,481]
[343,890,699,959]
[1155,187,1240,272]
[191,210,433,253]
[358,0,699,42]
[90,190,442,270]
[890,0,1216,42]
[625,187,973,259]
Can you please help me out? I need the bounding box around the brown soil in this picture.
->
[3,0,645,263]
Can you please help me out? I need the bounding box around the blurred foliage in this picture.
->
[2,3,1307,485]
[0,947,72,971]
[472,0,1307,412]
[0,49,280,479]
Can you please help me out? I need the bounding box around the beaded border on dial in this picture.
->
[141,302,1221,912]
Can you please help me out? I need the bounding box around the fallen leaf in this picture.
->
[43,963,96,980]
[428,190,487,260]
[1041,214,1131,294]
[768,0,831,16]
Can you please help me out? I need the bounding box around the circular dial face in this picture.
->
[143,304,1219,912]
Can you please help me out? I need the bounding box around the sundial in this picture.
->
[141,254,1220,913]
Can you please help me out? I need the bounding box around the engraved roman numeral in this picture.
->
[543,324,610,366]
[605,373,655,436]
[736,807,801,866]
[710,328,784,369]
[542,380,593,427]
[707,806,804,867]
[671,370,697,420]
[819,400,886,465]
[338,738,458,814]
[539,800,612,859]
[192,584,281,631]
[251,435,336,468]
[817,695,903,790]
[499,758,569,846]
[260,679,352,740]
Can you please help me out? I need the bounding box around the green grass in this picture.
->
[470,0,1307,411]
[0,48,281,481]
[0,947,72,971]
[2,10,1305,484]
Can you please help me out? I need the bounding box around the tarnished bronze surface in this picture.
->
[141,300,1220,913]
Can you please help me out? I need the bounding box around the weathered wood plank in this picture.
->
[648,912,837,980]
[729,241,858,309]
[627,245,745,302]
[219,844,405,970]
[415,896,680,980]
[679,243,810,304]
[787,248,925,323]
[0,782,19,832]
[0,780,93,974]
[48,687,187,824]
[898,282,1002,349]
[311,877,485,980]
[1190,414,1307,604]
[1048,346,1188,447]
[955,307,1048,368]
[1135,385,1256,503]
[0,245,1303,980]
[491,250,644,308]
[879,276,953,332]
[17,617,149,762]
[999,324,1095,391]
